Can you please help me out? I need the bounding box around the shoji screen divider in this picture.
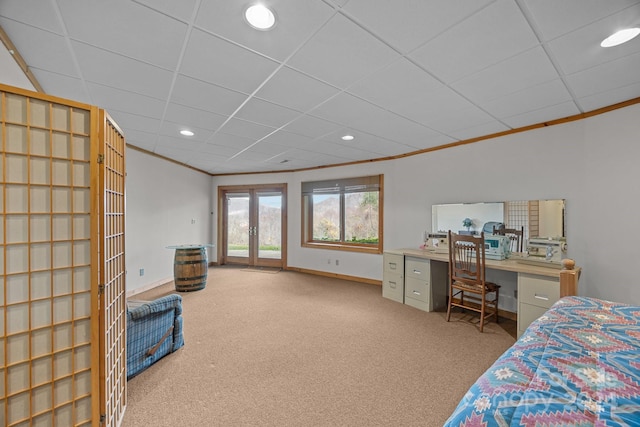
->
[0,83,126,426]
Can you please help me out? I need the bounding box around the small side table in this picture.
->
[166,244,214,292]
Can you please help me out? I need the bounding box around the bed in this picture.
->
[444,296,640,426]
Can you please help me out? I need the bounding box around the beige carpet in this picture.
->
[122,266,515,427]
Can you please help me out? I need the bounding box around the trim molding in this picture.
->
[285,266,382,286]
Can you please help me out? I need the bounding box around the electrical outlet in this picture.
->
[335,259,339,266]
[139,268,144,276]
[327,258,331,264]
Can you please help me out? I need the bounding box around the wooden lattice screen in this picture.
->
[0,84,126,426]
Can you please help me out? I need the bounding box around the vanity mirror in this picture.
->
[431,199,565,241]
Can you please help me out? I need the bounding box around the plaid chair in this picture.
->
[127,294,185,379]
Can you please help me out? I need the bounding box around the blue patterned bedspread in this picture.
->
[444,296,640,426]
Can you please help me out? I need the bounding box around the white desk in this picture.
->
[383,248,580,337]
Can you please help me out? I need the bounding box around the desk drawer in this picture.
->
[382,273,404,303]
[518,302,549,337]
[383,253,404,275]
[405,257,430,281]
[518,273,560,309]
[404,277,429,303]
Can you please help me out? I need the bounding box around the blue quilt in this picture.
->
[444,296,640,426]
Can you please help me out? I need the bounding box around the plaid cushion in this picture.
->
[126,294,185,379]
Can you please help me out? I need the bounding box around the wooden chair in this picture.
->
[493,225,524,253]
[446,231,500,332]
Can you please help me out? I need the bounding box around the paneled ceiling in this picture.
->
[1,0,639,175]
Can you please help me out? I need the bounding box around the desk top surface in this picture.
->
[386,248,580,278]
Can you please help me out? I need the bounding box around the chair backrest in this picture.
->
[448,231,486,288]
[493,226,524,252]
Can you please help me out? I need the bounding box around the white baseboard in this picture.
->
[126,277,173,298]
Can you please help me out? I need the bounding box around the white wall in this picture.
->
[211,103,640,306]
[124,148,212,294]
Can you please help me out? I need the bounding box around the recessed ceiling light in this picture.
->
[180,130,194,137]
[244,4,276,30]
[341,135,354,141]
[600,28,640,47]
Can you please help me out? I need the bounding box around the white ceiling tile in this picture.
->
[451,47,559,104]
[501,101,581,129]
[208,132,255,151]
[260,130,315,148]
[255,66,340,112]
[422,104,497,137]
[217,118,277,140]
[159,121,216,144]
[565,52,640,99]
[447,120,509,141]
[282,115,343,138]
[180,28,279,93]
[164,103,227,132]
[287,13,400,88]
[0,18,78,77]
[309,92,385,126]
[86,82,166,119]
[342,0,493,53]
[170,75,247,115]
[0,1,64,34]
[72,42,174,99]
[195,0,335,62]
[31,69,90,104]
[576,82,640,112]
[57,0,187,69]
[108,110,161,135]
[547,6,640,75]
[521,0,640,40]
[133,0,198,22]
[409,0,540,83]
[482,79,574,119]
[123,129,158,151]
[347,58,443,111]
[234,98,302,128]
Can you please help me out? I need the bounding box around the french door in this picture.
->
[219,185,286,268]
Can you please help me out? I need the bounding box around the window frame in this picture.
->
[301,174,383,254]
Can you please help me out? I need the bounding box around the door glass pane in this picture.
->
[227,194,249,258]
[258,193,281,260]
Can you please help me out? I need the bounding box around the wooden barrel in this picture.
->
[173,247,208,291]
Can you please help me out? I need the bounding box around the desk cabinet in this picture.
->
[517,273,561,337]
[382,252,404,303]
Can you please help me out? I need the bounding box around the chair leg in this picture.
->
[495,288,500,324]
[479,298,485,333]
[446,288,452,322]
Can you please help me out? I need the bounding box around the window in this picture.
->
[302,175,383,253]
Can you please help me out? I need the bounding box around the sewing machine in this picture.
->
[484,235,511,260]
[422,232,449,253]
[517,237,567,268]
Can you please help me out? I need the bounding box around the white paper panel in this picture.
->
[6,303,29,334]
[73,188,90,213]
[31,329,52,359]
[8,362,29,394]
[31,243,52,271]
[52,132,71,158]
[51,105,70,131]
[30,129,50,156]
[7,214,28,243]
[31,271,52,299]
[31,215,51,241]
[73,215,90,240]
[72,109,90,134]
[73,266,90,292]
[74,319,91,345]
[30,157,51,184]
[32,384,53,414]
[52,159,71,186]
[30,187,51,213]
[72,136,90,160]
[8,392,30,424]
[73,292,91,318]
[7,244,28,274]
[7,185,28,212]
[6,125,27,152]
[55,403,73,426]
[73,241,90,266]
[31,299,52,329]
[53,269,72,296]
[6,274,28,304]
[53,215,72,241]
[30,99,50,128]
[6,155,28,183]
[74,346,91,371]
[33,413,53,427]
[5,94,27,124]
[53,242,72,269]
[52,188,71,212]
[54,350,72,379]
[53,323,72,351]
[53,297,72,324]
[7,333,29,364]
[73,162,90,186]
